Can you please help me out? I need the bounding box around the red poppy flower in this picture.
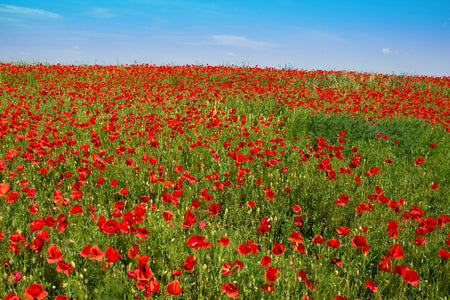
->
[415,228,428,235]
[332,296,348,300]
[415,157,425,165]
[104,245,121,263]
[79,245,91,258]
[221,282,239,298]
[272,243,285,255]
[351,235,367,247]
[166,280,182,295]
[393,265,419,286]
[163,210,174,222]
[28,204,39,215]
[335,194,349,206]
[296,269,307,281]
[312,235,326,244]
[336,227,351,236]
[261,256,272,267]
[133,260,153,281]
[237,239,258,255]
[23,283,48,300]
[327,239,341,248]
[247,240,258,253]
[30,236,45,253]
[118,188,129,195]
[288,230,304,243]
[431,183,440,189]
[128,245,139,259]
[261,284,274,293]
[331,258,342,267]
[143,278,160,297]
[183,256,197,273]
[292,205,302,213]
[217,237,230,247]
[264,186,274,201]
[413,237,425,245]
[55,261,73,275]
[39,167,49,175]
[237,244,251,255]
[202,203,222,217]
[186,235,211,251]
[387,244,404,259]
[222,261,242,276]
[182,210,197,228]
[258,218,272,235]
[378,255,392,272]
[30,219,44,233]
[56,214,67,232]
[134,227,149,239]
[264,267,281,282]
[6,270,22,284]
[410,205,424,221]
[102,219,120,235]
[68,205,83,214]
[294,215,305,226]
[438,249,450,259]
[404,270,419,286]
[365,167,380,176]
[47,244,64,264]
[88,245,104,261]
[365,280,378,292]
[6,191,20,204]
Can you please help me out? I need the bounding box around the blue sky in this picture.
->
[0,0,449,76]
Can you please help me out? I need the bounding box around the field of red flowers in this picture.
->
[0,63,449,299]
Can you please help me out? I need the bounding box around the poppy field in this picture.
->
[0,63,449,299]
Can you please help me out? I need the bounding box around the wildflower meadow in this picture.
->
[0,63,449,299]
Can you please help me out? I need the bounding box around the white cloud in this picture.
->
[381,48,398,55]
[211,35,279,49]
[0,4,61,19]
[86,7,115,19]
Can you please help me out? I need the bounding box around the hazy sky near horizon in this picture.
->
[1,0,449,76]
